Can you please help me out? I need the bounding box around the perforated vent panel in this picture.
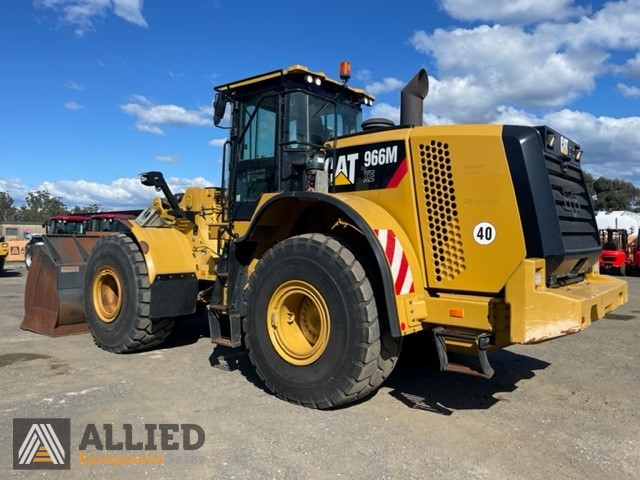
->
[419,140,466,283]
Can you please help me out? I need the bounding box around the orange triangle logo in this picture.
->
[33,445,53,463]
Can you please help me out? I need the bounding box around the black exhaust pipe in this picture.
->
[400,69,429,126]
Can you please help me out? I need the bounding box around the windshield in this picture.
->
[285,91,362,146]
[47,220,86,234]
[229,89,365,220]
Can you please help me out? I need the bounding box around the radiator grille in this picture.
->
[419,140,466,283]
[545,154,597,248]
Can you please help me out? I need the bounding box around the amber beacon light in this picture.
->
[339,61,351,83]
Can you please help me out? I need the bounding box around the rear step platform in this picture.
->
[433,327,495,379]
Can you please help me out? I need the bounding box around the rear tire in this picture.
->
[244,233,401,409]
[84,234,174,353]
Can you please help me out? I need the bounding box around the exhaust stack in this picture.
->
[400,69,429,126]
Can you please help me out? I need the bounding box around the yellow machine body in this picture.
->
[129,186,225,283]
[226,122,627,350]
[0,238,8,272]
[22,63,628,405]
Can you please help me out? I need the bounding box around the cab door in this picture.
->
[230,94,278,220]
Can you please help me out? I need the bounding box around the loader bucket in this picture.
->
[22,234,103,337]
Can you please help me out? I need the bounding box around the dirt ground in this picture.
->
[1,261,638,479]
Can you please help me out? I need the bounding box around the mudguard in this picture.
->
[236,192,425,337]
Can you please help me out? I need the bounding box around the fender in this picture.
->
[125,221,198,318]
[126,221,196,283]
[237,191,425,337]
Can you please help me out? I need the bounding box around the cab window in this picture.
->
[240,96,276,160]
[232,95,278,219]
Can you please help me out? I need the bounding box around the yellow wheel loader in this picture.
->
[23,63,627,408]
[0,236,8,273]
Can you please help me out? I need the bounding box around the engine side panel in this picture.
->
[409,124,526,293]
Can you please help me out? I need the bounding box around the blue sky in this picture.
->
[1,0,640,210]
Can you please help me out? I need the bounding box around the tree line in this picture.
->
[0,190,100,223]
[1,172,639,223]
[583,173,640,212]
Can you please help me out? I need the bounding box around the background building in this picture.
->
[0,222,45,262]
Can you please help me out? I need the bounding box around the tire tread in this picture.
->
[86,234,174,353]
[244,233,401,409]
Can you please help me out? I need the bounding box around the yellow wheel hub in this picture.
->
[92,267,123,324]
[267,280,330,366]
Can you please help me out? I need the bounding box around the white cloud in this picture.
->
[64,80,84,91]
[165,176,213,194]
[535,1,640,53]
[112,0,147,27]
[410,24,604,114]
[541,110,640,180]
[369,103,400,125]
[410,1,640,121]
[439,0,587,24]
[0,178,31,204]
[625,53,640,78]
[492,105,540,126]
[120,95,212,135]
[355,69,372,82]
[365,77,404,96]
[136,123,164,135]
[400,0,640,186]
[64,101,84,110]
[2,175,215,210]
[617,83,640,98]
[423,74,501,122]
[168,70,187,80]
[208,138,227,147]
[32,176,213,210]
[368,101,452,127]
[34,0,147,36]
[423,103,640,184]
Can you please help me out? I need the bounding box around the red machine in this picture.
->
[599,229,639,276]
[630,237,640,276]
[88,211,141,232]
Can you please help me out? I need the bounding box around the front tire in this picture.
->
[84,234,174,353]
[244,233,400,409]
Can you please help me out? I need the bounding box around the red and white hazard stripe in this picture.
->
[374,229,415,295]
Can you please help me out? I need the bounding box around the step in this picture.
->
[207,309,242,348]
[432,327,495,379]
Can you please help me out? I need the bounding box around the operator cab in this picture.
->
[213,63,375,220]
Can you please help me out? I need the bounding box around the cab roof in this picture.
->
[214,64,374,103]
[49,215,91,221]
[91,211,140,219]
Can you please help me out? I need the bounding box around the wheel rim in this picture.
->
[92,266,123,323]
[267,280,330,366]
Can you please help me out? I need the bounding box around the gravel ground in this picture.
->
[1,261,638,479]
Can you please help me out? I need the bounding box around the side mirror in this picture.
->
[139,171,180,210]
[213,93,228,126]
